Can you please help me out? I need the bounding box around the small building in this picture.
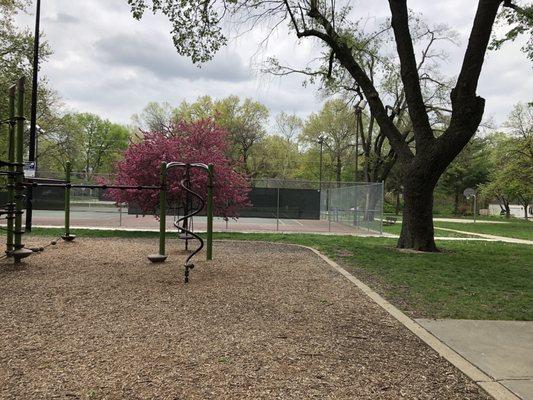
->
[488,203,533,219]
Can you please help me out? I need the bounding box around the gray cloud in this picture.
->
[56,13,79,24]
[14,0,533,127]
[43,12,79,24]
[95,33,251,83]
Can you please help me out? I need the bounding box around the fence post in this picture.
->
[61,161,75,241]
[276,186,280,231]
[206,164,214,261]
[6,85,16,255]
[380,181,384,235]
[327,188,331,232]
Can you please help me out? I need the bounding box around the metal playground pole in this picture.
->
[5,85,16,255]
[13,78,32,262]
[148,162,168,263]
[62,161,75,241]
[206,164,214,261]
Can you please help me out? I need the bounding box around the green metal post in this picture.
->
[159,162,167,256]
[13,78,32,261]
[63,162,72,239]
[14,78,24,251]
[6,85,16,255]
[206,164,214,260]
[147,162,168,263]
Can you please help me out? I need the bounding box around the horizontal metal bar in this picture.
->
[166,162,211,175]
[20,182,162,190]
[0,161,25,168]
[26,177,67,184]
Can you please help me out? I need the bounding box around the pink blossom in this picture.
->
[106,119,250,218]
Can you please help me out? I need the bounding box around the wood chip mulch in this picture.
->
[0,238,490,399]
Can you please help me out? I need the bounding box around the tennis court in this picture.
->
[30,209,381,235]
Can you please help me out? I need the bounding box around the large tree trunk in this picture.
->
[398,183,437,251]
[397,157,441,252]
[498,197,511,218]
[395,192,401,215]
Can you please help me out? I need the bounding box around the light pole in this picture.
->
[354,100,366,182]
[463,188,477,223]
[318,135,325,192]
[26,0,42,232]
[29,0,41,162]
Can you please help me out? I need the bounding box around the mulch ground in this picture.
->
[0,237,490,399]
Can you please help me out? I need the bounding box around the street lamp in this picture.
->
[29,0,41,166]
[354,99,367,182]
[26,0,42,232]
[318,135,325,192]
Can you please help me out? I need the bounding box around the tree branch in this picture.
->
[302,3,413,161]
[442,0,503,154]
[388,0,434,151]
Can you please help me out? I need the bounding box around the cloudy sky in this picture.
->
[16,0,532,129]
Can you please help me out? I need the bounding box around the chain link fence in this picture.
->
[320,183,384,234]
[17,171,384,235]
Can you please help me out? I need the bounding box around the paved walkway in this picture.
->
[433,218,507,224]
[382,217,508,224]
[417,319,533,400]
[434,227,533,245]
[383,229,533,244]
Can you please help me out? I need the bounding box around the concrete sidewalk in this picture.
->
[417,319,533,400]
[434,227,533,245]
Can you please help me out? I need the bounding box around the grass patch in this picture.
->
[10,228,533,321]
[21,227,163,239]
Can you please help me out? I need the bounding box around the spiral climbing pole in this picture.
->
[165,162,214,283]
[177,166,194,251]
[173,166,202,282]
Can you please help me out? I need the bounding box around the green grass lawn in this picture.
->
[13,228,533,321]
[382,218,533,240]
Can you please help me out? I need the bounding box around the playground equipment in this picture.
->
[0,77,214,283]
[147,162,214,283]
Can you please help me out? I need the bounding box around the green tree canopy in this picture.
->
[39,113,131,178]
[438,138,491,214]
[490,1,533,60]
[481,103,533,218]
[137,95,270,175]
[0,0,63,166]
[300,99,355,183]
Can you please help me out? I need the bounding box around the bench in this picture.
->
[383,216,397,226]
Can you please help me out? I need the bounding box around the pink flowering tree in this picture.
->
[106,119,250,218]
